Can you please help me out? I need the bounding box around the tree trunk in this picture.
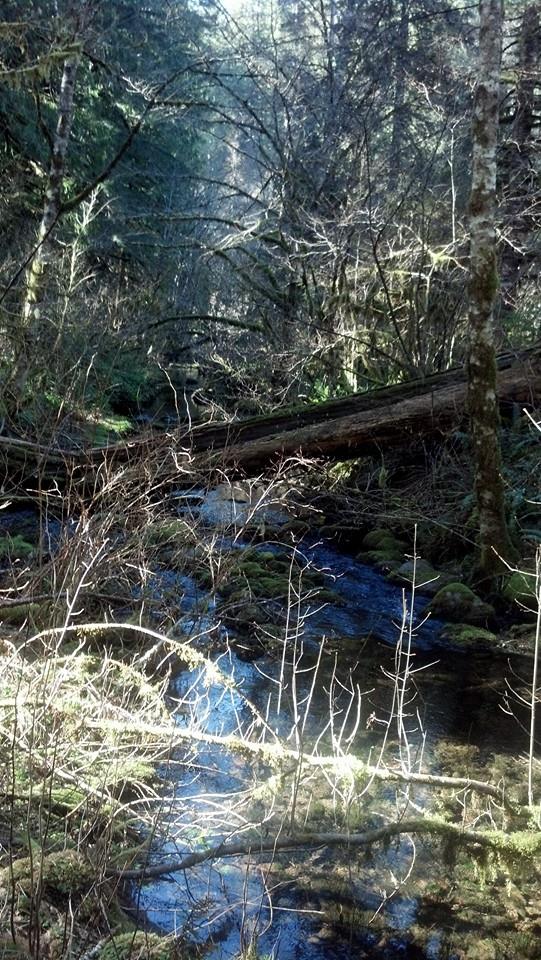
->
[467,0,518,577]
[499,3,540,328]
[1,344,539,478]
[22,53,81,329]
[388,0,409,193]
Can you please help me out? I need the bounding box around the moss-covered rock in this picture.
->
[503,571,537,611]
[428,582,494,624]
[356,549,403,570]
[226,602,270,626]
[388,559,454,596]
[221,548,336,603]
[361,528,406,551]
[98,931,179,960]
[439,623,498,649]
[0,850,94,896]
[357,529,408,568]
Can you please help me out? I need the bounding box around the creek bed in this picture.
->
[130,526,524,960]
[0,498,531,959]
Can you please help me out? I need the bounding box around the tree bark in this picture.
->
[467,0,518,577]
[22,53,81,329]
[499,4,540,324]
[208,354,539,473]
[110,816,540,881]
[388,0,409,193]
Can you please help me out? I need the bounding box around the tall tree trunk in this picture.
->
[22,53,81,328]
[467,0,517,578]
[388,0,409,193]
[499,3,540,331]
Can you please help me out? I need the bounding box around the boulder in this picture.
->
[388,559,454,596]
[439,623,498,650]
[503,571,537,611]
[361,528,407,552]
[357,530,408,569]
[428,582,495,624]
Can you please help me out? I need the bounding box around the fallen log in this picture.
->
[190,342,541,453]
[205,349,541,473]
[0,344,539,481]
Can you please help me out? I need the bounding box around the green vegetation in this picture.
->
[97,932,180,960]
[0,535,34,559]
[503,570,538,610]
[439,623,498,649]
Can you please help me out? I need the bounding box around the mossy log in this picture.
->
[110,816,541,881]
[1,343,540,477]
[203,348,541,473]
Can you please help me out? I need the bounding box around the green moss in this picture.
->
[97,931,179,960]
[434,741,481,777]
[49,786,88,810]
[238,561,267,579]
[387,558,454,596]
[226,602,269,625]
[0,535,34,560]
[0,850,94,896]
[440,623,498,648]
[317,588,341,604]
[357,529,408,568]
[429,582,494,624]
[144,519,195,547]
[439,582,474,597]
[357,547,404,566]
[0,601,45,625]
[375,535,405,553]
[361,528,406,551]
[503,571,537,608]
[85,414,133,445]
[220,547,334,605]
[251,575,290,598]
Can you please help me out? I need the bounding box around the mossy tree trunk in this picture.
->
[13,46,82,400]
[467,0,518,577]
[22,52,81,328]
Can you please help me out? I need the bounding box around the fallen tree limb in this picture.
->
[108,816,541,880]
[22,621,209,672]
[84,716,511,808]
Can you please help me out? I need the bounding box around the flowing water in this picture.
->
[0,497,526,958]
[126,494,523,960]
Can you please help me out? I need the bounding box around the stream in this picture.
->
[124,491,523,960]
[0,494,527,958]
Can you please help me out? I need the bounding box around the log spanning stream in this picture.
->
[124,492,523,960]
